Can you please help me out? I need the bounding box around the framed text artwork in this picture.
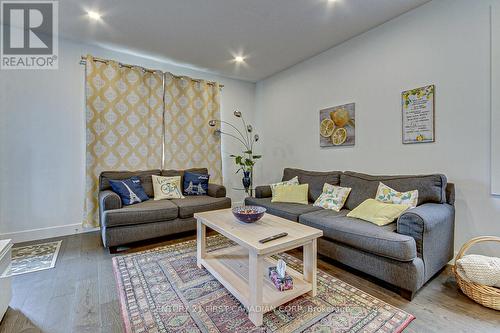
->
[402,85,435,144]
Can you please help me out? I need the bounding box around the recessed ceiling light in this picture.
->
[87,11,102,20]
[234,56,245,63]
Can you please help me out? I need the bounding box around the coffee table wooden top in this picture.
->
[194,208,323,255]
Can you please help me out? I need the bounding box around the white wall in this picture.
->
[255,0,500,254]
[492,2,500,195]
[0,37,255,242]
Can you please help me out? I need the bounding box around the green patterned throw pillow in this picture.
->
[313,183,352,212]
[375,182,418,208]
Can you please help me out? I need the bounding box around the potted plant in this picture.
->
[209,110,261,196]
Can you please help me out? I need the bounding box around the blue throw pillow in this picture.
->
[109,176,149,205]
[183,172,209,196]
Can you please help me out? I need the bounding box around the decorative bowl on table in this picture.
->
[232,206,266,223]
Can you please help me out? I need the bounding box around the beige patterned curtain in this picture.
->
[84,55,164,227]
[163,73,223,184]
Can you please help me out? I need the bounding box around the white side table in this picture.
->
[0,239,12,321]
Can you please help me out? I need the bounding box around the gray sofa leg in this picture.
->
[399,288,416,300]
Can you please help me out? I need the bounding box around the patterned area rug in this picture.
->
[10,240,62,276]
[112,236,415,333]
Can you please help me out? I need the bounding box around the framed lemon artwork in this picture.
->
[319,103,355,147]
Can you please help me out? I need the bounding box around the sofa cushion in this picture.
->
[282,168,342,202]
[183,172,210,196]
[375,182,418,208]
[100,170,161,197]
[298,207,349,219]
[108,177,150,205]
[162,168,208,191]
[171,196,231,218]
[245,197,322,222]
[299,209,417,262]
[340,171,447,210]
[152,175,184,200]
[272,184,309,205]
[346,199,410,226]
[103,199,178,227]
[270,176,299,197]
[313,184,352,212]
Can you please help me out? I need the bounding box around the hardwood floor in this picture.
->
[0,231,498,333]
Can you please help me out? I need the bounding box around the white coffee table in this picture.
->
[194,209,323,326]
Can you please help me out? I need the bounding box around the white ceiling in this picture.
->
[59,0,430,82]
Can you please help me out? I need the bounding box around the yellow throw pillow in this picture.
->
[152,175,184,200]
[270,176,299,197]
[347,199,410,226]
[271,184,309,205]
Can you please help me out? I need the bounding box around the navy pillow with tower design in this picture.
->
[109,176,149,205]
[183,172,210,196]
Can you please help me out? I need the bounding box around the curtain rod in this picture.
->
[79,55,224,88]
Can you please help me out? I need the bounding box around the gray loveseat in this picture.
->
[99,168,231,249]
[245,168,455,299]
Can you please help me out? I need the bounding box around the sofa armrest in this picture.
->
[446,183,455,205]
[397,203,455,279]
[255,185,272,198]
[99,190,122,211]
[207,183,226,198]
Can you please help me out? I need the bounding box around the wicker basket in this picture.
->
[453,236,500,310]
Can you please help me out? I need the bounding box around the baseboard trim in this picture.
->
[0,223,99,244]
[448,251,459,265]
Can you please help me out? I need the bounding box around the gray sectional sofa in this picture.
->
[99,168,231,250]
[245,168,455,299]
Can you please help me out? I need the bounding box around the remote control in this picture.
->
[259,232,288,243]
